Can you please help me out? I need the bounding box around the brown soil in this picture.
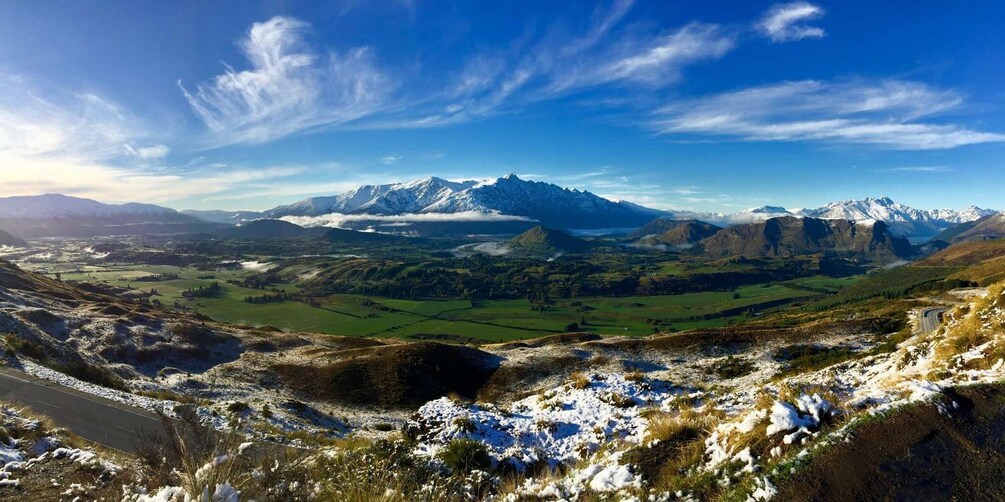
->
[776,384,1005,501]
[272,341,501,408]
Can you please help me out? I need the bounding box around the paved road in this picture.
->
[920,307,949,334]
[0,367,165,453]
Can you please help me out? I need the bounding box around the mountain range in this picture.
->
[0,193,219,238]
[0,177,996,241]
[264,175,996,239]
[265,175,664,229]
[712,197,996,240]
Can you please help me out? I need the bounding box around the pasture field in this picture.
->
[19,262,838,341]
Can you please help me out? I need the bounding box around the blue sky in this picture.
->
[0,0,1002,211]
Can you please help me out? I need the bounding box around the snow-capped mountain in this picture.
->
[266,176,996,237]
[266,175,665,229]
[699,197,995,239]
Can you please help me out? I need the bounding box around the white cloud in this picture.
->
[124,144,170,160]
[0,152,305,203]
[651,79,1005,149]
[0,78,139,161]
[279,211,535,228]
[180,16,392,146]
[875,165,952,173]
[757,2,825,42]
[380,155,403,165]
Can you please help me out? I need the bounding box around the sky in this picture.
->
[0,0,1002,212]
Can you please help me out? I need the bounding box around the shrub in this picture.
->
[226,401,250,414]
[4,334,48,362]
[52,359,126,390]
[439,438,491,473]
[707,355,756,379]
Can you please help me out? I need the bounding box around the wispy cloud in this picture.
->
[757,2,826,42]
[0,75,312,205]
[380,155,403,165]
[651,79,1005,149]
[399,1,737,126]
[279,211,535,228]
[874,165,953,173]
[180,16,392,146]
[124,144,170,160]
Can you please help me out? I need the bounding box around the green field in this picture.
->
[23,262,838,341]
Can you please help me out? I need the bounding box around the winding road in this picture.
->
[920,307,949,334]
[0,367,165,453]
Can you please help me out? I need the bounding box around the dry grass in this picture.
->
[569,372,592,390]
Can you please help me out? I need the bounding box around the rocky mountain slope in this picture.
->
[635,219,721,248]
[700,216,914,262]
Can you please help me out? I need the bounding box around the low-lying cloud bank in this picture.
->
[279,211,535,228]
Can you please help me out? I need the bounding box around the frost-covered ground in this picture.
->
[0,405,124,497]
[405,286,1005,500]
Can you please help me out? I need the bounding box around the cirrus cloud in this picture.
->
[180,16,393,147]
[651,79,1005,150]
[757,2,826,42]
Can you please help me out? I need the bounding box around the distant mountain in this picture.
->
[266,175,664,229]
[934,214,1005,244]
[695,197,997,240]
[628,217,701,239]
[218,219,317,240]
[508,226,588,255]
[183,209,264,224]
[0,193,181,219]
[0,194,220,238]
[700,216,913,262]
[0,229,27,248]
[635,220,721,248]
[799,197,995,239]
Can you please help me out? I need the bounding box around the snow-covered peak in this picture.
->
[266,174,665,229]
[741,205,791,215]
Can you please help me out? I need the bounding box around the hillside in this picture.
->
[934,214,1005,244]
[0,228,27,247]
[701,216,913,262]
[507,226,589,255]
[636,220,721,248]
[218,219,313,239]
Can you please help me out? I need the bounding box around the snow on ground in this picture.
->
[0,405,121,493]
[409,285,1005,500]
[412,373,679,469]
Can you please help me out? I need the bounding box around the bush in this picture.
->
[53,359,126,390]
[707,356,755,379]
[226,401,250,414]
[564,322,579,332]
[439,438,491,473]
[4,334,48,362]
